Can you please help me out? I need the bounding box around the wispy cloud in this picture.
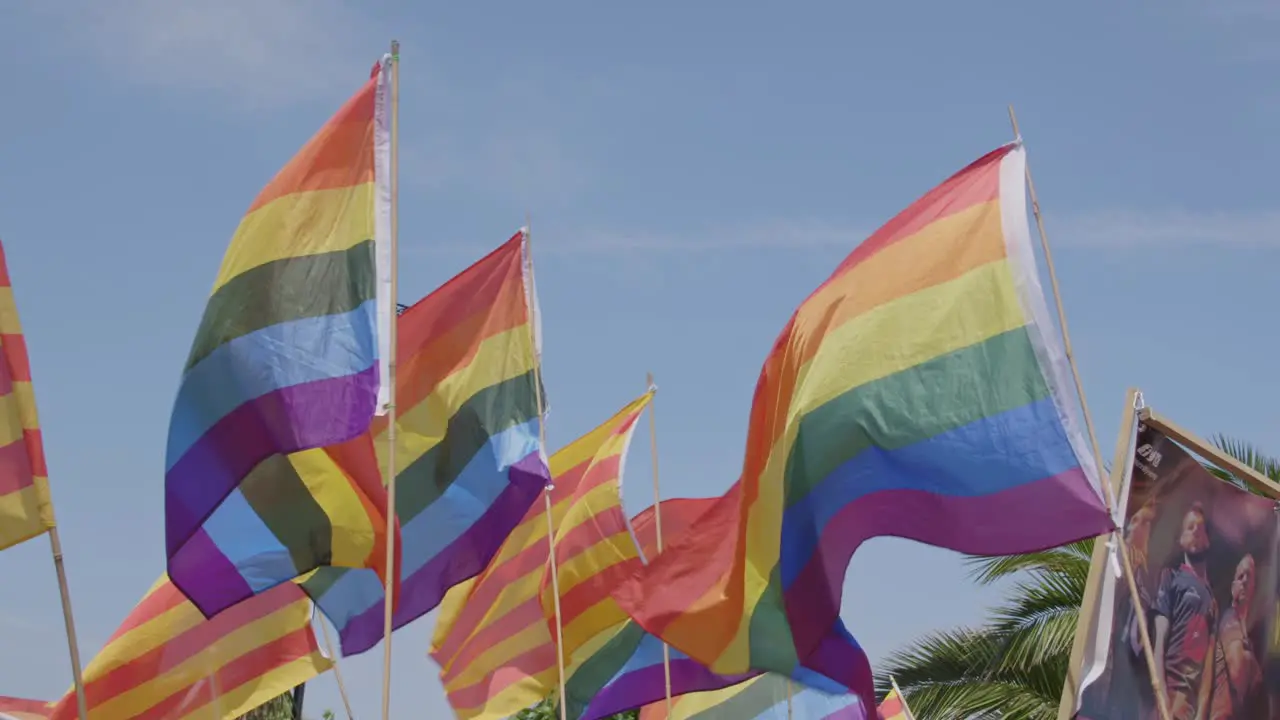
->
[402,217,863,257]
[408,207,1280,259]
[543,219,862,255]
[23,0,590,208]
[25,0,386,109]
[1053,209,1280,249]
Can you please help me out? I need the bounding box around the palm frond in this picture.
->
[963,540,1094,586]
[875,626,1060,720]
[877,433,1280,720]
[1211,434,1280,481]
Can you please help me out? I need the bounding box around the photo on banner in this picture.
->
[1078,421,1280,720]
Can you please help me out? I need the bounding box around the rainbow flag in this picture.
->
[165,57,396,618]
[560,486,867,720]
[627,496,717,562]
[638,673,865,720]
[0,239,55,551]
[561,610,864,720]
[300,231,551,656]
[877,683,911,720]
[44,575,329,720]
[0,697,52,720]
[613,142,1113,710]
[429,392,652,720]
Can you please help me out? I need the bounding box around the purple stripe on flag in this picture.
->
[784,469,1110,692]
[820,703,866,720]
[168,528,253,617]
[165,364,379,557]
[801,621,875,716]
[336,452,549,655]
[583,658,750,720]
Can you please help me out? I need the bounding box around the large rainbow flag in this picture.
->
[429,392,652,720]
[44,575,329,720]
[637,673,865,720]
[300,231,551,656]
[0,239,54,551]
[165,57,395,618]
[613,142,1114,710]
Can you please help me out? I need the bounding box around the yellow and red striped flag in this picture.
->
[878,680,913,720]
[0,240,54,551]
[430,391,653,720]
[541,392,651,662]
[46,575,330,720]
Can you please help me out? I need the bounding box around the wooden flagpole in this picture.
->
[890,676,917,720]
[524,220,568,720]
[1008,106,1172,720]
[47,527,88,720]
[319,618,357,720]
[785,679,793,720]
[291,683,306,720]
[379,40,401,720]
[1140,408,1280,496]
[1055,389,1137,720]
[643,373,674,717]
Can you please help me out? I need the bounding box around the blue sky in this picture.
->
[1,0,1277,717]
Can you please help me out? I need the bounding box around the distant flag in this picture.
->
[0,239,55,552]
[41,575,329,720]
[613,142,1113,710]
[637,673,865,720]
[540,392,652,660]
[165,56,397,618]
[559,488,867,720]
[300,231,551,657]
[878,679,913,720]
[428,393,652,720]
[0,697,52,720]
[560,612,865,720]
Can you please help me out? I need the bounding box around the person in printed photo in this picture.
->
[1152,501,1217,720]
[1209,553,1266,719]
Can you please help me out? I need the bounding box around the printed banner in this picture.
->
[1078,421,1280,720]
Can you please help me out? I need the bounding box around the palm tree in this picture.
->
[874,435,1280,720]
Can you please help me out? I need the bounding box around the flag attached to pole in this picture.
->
[614,143,1113,711]
[0,239,55,552]
[164,57,395,618]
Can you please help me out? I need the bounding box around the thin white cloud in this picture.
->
[404,208,1280,258]
[401,218,863,257]
[1054,209,1280,249]
[545,219,861,254]
[22,0,589,208]
[25,0,386,108]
